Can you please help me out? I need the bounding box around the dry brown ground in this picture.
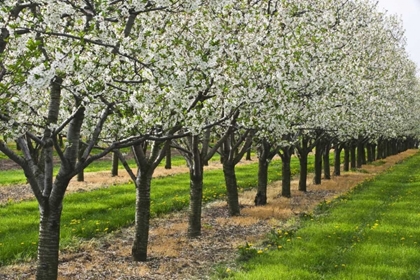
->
[0,149,418,279]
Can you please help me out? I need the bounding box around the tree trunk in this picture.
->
[188,167,203,238]
[280,147,292,197]
[298,152,308,192]
[77,142,85,182]
[36,205,62,280]
[334,144,342,176]
[256,154,269,205]
[187,136,204,238]
[313,141,322,185]
[323,141,331,180]
[111,151,119,177]
[343,145,350,171]
[223,162,240,216]
[367,144,373,163]
[296,136,310,192]
[246,149,252,161]
[165,146,172,169]
[350,144,356,169]
[132,172,152,261]
[356,142,363,168]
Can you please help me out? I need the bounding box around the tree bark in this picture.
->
[256,156,269,205]
[111,151,119,176]
[36,204,62,280]
[313,141,322,185]
[350,143,356,169]
[333,144,342,176]
[223,162,240,216]
[343,144,350,171]
[188,165,203,237]
[246,149,252,161]
[323,141,331,180]
[132,172,152,261]
[296,135,311,192]
[255,139,277,205]
[164,145,172,169]
[356,141,363,168]
[187,135,204,238]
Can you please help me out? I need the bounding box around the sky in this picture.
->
[376,0,420,72]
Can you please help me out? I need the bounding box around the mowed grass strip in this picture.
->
[0,156,310,266]
[232,154,420,280]
[0,155,187,186]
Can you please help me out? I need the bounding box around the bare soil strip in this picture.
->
[0,150,417,279]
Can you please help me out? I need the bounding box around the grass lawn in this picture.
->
[231,153,420,280]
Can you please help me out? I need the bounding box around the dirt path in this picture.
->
[0,149,418,279]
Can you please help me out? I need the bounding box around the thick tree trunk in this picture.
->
[77,143,85,182]
[256,155,269,205]
[187,136,204,238]
[188,167,203,237]
[356,142,363,168]
[323,141,331,180]
[36,205,62,280]
[255,139,276,206]
[165,146,172,169]
[334,145,342,176]
[246,149,252,161]
[223,162,240,216]
[132,172,152,261]
[298,152,308,192]
[296,136,310,192]
[350,144,356,169]
[367,144,373,163]
[111,151,119,177]
[343,145,350,171]
[313,142,322,185]
[280,147,292,197]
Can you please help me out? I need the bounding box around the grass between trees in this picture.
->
[227,153,420,280]
[0,155,313,266]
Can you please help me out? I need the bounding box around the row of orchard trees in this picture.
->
[0,0,419,279]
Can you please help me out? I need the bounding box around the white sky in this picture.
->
[376,0,420,72]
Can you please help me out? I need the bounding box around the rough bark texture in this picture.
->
[132,173,152,261]
[246,149,252,161]
[164,146,172,169]
[334,145,342,176]
[344,145,350,171]
[188,167,203,237]
[323,141,331,180]
[112,151,119,177]
[223,162,240,216]
[255,139,277,205]
[357,141,364,168]
[313,142,322,185]
[350,144,356,169]
[130,141,168,261]
[256,156,269,205]
[187,136,204,238]
[298,153,308,192]
[36,204,62,280]
[296,136,310,192]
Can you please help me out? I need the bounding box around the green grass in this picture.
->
[231,152,420,280]
[0,154,190,186]
[0,154,307,266]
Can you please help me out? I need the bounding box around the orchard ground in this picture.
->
[0,149,417,279]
